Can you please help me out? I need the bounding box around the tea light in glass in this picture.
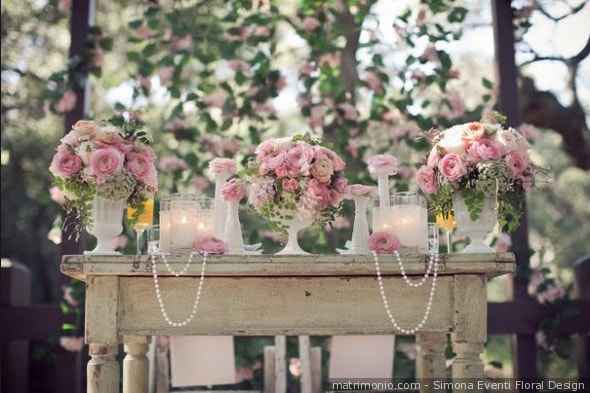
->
[390,192,428,253]
[195,197,215,238]
[169,196,199,253]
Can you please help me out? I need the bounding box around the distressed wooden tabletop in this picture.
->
[61,252,515,281]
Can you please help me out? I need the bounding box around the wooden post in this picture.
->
[310,348,322,393]
[491,0,537,384]
[416,332,447,389]
[87,344,119,393]
[298,336,312,393]
[574,256,590,379]
[274,336,287,393]
[264,346,276,393]
[123,336,150,393]
[60,0,95,259]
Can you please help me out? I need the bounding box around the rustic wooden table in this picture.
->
[61,253,515,393]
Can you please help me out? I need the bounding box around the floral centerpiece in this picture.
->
[245,133,347,254]
[415,119,545,252]
[49,116,157,253]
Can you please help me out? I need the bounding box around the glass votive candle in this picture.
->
[390,192,428,253]
[194,196,215,239]
[169,195,199,254]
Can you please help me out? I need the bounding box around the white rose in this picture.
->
[438,125,466,155]
[76,141,93,165]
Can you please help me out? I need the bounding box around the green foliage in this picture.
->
[461,188,486,221]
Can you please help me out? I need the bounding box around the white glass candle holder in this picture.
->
[390,192,428,253]
[159,197,172,253]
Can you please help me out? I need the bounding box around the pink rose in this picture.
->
[158,156,188,172]
[72,120,97,139]
[56,90,77,113]
[171,34,192,51]
[282,178,299,192]
[368,231,401,254]
[438,153,466,182]
[126,151,157,186]
[333,176,348,193]
[415,166,438,194]
[466,138,503,162]
[89,147,124,182]
[305,179,332,208]
[209,158,237,176]
[222,178,247,202]
[505,151,528,177]
[315,146,345,172]
[367,154,399,176]
[310,156,334,183]
[302,16,321,32]
[347,184,376,198]
[60,130,79,147]
[193,235,226,255]
[49,146,82,178]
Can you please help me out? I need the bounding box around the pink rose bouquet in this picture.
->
[245,133,347,228]
[415,119,546,232]
[49,116,158,235]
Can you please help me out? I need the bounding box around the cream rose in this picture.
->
[310,157,334,183]
[437,125,466,155]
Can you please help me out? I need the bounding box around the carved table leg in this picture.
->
[416,332,447,393]
[88,344,120,393]
[123,336,150,393]
[451,275,486,392]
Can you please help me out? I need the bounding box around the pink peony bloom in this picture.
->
[346,184,376,198]
[282,178,299,192]
[50,186,66,205]
[89,147,124,182]
[302,16,321,32]
[158,66,174,85]
[505,151,528,177]
[209,158,237,176]
[438,153,466,182]
[203,90,227,108]
[415,166,438,194]
[338,103,358,121]
[56,90,77,113]
[367,154,399,176]
[126,151,157,186]
[158,155,188,172]
[171,34,193,51]
[193,235,226,255]
[368,231,401,254]
[466,138,503,162]
[192,176,210,192]
[222,178,247,202]
[50,146,82,178]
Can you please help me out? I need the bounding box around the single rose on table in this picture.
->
[368,231,401,254]
[193,235,226,255]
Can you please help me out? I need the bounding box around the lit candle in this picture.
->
[390,192,428,253]
[170,199,198,253]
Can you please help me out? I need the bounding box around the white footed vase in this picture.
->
[276,216,312,255]
[85,196,126,255]
[214,173,231,238]
[223,201,244,255]
[350,196,370,254]
[453,194,497,253]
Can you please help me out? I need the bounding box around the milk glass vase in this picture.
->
[85,196,126,255]
[350,195,371,254]
[223,201,244,255]
[453,194,496,253]
[213,172,231,238]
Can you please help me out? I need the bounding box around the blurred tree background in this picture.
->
[1,0,589,385]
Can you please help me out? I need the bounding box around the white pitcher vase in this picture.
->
[85,196,126,255]
[350,196,370,254]
[223,201,244,254]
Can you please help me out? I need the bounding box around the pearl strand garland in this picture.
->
[394,250,434,288]
[159,252,196,277]
[373,251,439,334]
[151,253,207,327]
